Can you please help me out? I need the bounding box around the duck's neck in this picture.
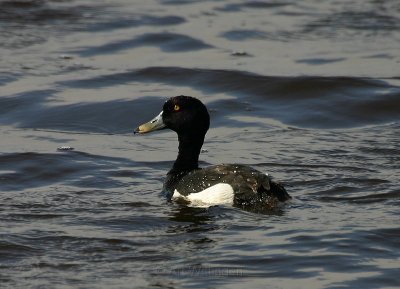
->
[171,132,205,172]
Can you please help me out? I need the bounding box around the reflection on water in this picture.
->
[1,0,400,288]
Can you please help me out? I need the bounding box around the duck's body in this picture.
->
[134,95,290,209]
[166,164,289,208]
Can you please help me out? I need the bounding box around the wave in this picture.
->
[2,67,399,131]
[0,152,140,191]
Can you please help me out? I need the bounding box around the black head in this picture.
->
[135,95,210,136]
[162,95,210,135]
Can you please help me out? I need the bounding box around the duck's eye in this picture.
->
[174,104,180,111]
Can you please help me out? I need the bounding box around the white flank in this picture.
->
[172,183,234,208]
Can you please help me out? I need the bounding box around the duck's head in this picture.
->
[134,95,210,136]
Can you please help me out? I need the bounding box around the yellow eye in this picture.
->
[174,104,180,111]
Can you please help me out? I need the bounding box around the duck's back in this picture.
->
[167,164,290,208]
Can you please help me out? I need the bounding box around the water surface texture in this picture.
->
[1,0,400,288]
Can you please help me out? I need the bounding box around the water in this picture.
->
[1,0,399,288]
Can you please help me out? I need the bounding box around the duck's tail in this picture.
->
[269,180,291,202]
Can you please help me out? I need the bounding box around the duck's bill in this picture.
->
[134,111,166,134]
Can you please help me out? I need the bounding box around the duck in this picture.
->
[134,95,291,210]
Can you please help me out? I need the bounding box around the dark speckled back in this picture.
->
[167,164,290,207]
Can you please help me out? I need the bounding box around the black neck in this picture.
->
[171,132,205,172]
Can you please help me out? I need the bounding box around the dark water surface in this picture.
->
[1,0,399,288]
